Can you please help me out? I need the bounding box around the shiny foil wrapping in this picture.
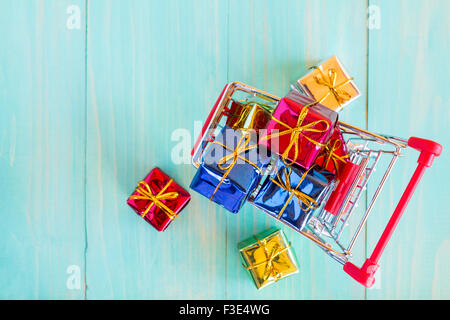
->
[224,101,273,134]
[253,158,334,232]
[238,228,299,289]
[260,95,337,169]
[315,126,349,177]
[190,126,271,214]
[190,165,248,213]
[298,55,360,111]
[127,168,191,232]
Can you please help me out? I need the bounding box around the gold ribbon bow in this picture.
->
[245,235,291,282]
[210,133,261,199]
[321,139,349,174]
[313,67,353,107]
[260,103,330,165]
[231,101,272,131]
[129,179,179,220]
[270,165,319,219]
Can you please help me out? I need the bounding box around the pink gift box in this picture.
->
[260,93,337,169]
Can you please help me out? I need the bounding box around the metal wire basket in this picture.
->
[191,81,442,287]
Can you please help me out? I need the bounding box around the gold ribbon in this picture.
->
[129,179,179,220]
[313,67,353,107]
[231,102,272,131]
[245,235,291,282]
[210,133,261,199]
[320,138,349,174]
[270,165,319,219]
[260,103,330,165]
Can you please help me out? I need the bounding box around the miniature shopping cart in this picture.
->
[191,82,442,288]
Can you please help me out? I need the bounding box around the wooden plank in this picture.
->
[1,0,445,300]
[85,0,229,299]
[226,0,368,299]
[366,0,450,298]
[0,0,86,299]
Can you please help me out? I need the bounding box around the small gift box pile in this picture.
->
[187,55,362,288]
[190,55,360,219]
[127,55,362,290]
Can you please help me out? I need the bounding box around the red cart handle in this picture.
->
[344,137,442,287]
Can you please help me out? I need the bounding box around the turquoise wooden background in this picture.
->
[0,0,448,299]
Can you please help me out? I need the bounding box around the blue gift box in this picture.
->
[253,158,334,232]
[190,126,271,214]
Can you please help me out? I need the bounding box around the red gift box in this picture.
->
[315,127,349,175]
[127,168,190,231]
[223,101,242,127]
[260,97,336,169]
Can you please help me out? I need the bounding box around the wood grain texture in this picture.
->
[85,0,229,299]
[0,0,448,299]
[0,0,86,299]
[366,0,450,299]
[225,0,368,299]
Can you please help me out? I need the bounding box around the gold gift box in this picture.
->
[225,100,274,134]
[238,228,299,289]
[298,55,360,111]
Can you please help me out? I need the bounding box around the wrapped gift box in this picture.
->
[224,101,273,134]
[253,158,334,232]
[127,168,191,232]
[190,125,271,213]
[297,55,360,111]
[259,94,337,169]
[315,126,350,176]
[286,88,339,124]
[238,228,299,289]
[222,100,243,126]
